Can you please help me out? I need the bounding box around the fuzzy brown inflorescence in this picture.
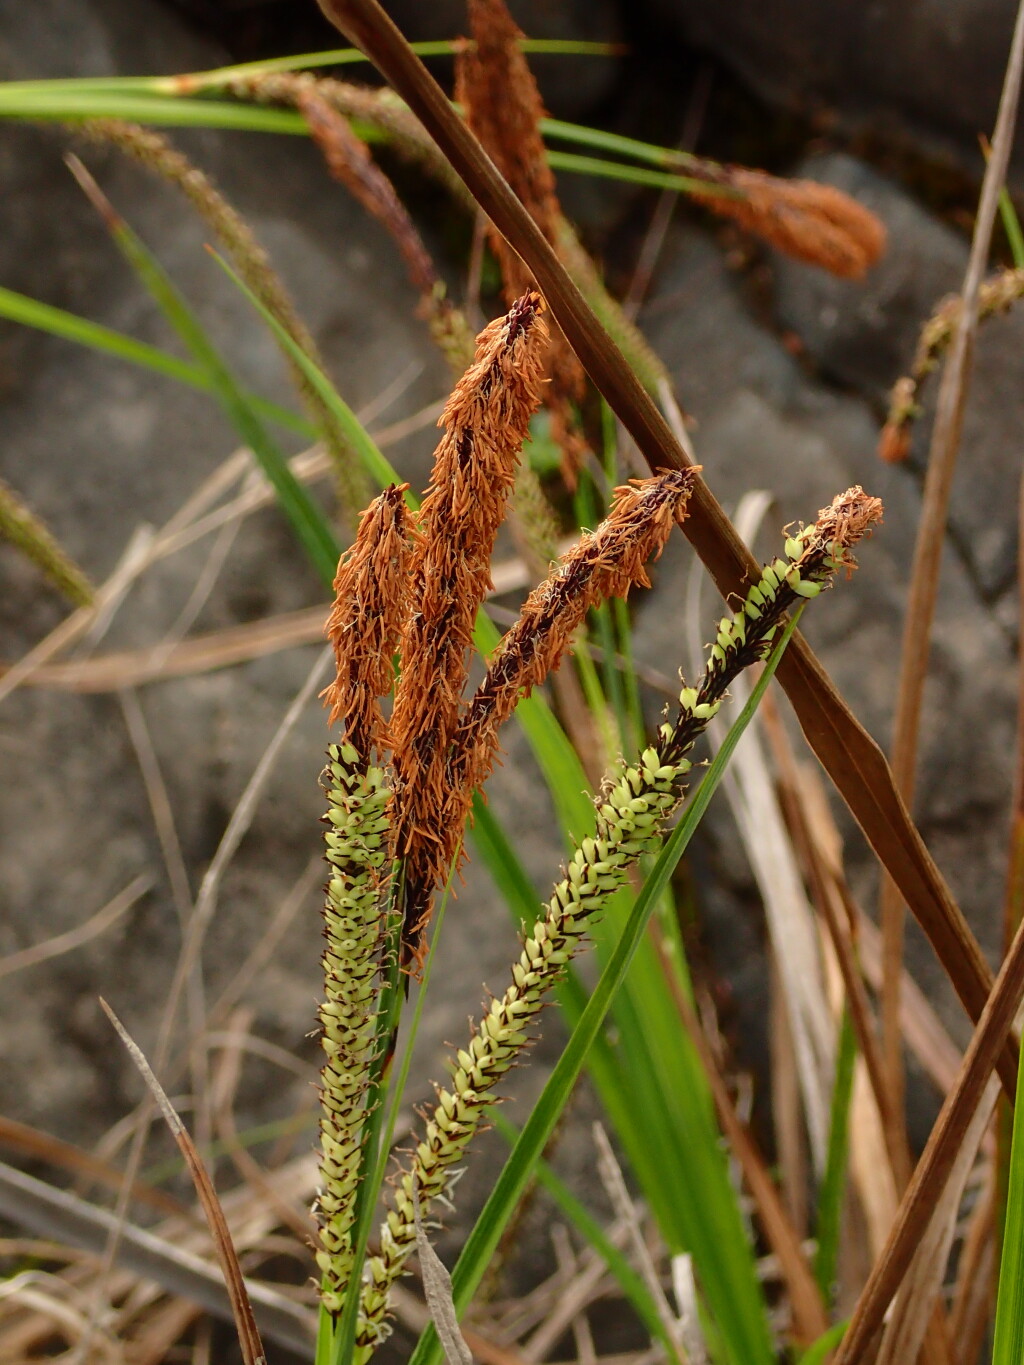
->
[454,469,698,798]
[390,291,549,961]
[878,264,1024,461]
[323,484,416,762]
[455,0,589,478]
[701,168,887,279]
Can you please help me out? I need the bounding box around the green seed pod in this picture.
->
[792,577,823,598]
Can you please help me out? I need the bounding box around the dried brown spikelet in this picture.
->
[322,484,416,761]
[458,0,561,252]
[226,71,470,204]
[705,169,886,279]
[879,265,1024,459]
[391,292,549,960]
[813,484,884,561]
[296,86,476,372]
[297,86,439,299]
[456,0,589,478]
[455,468,698,798]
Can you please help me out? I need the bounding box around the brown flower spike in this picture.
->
[323,483,416,760]
[390,291,549,960]
[705,169,886,279]
[455,0,589,477]
[454,469,698,799]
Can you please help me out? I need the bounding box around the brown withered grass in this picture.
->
[389,290,549,960]
[322,483,416,762]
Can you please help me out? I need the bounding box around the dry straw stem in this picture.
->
[322,482,416,760]
[879,264,1024,462]
[99,1000,267,1365]
[390,291,549,960]
[76,119,370,518]
[832,901,1024,1365]
[352,486,882,1355]
[879,0,1024,1152]
[456,0,589,477]
[0,476,94,607]
[314,0,1016,1098]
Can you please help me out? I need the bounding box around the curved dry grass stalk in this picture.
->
[0,876,149,981]
[99,1001,267,1365]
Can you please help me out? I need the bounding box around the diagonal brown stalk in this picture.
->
[878,0,1024,1149]
[315,0,1016,1094]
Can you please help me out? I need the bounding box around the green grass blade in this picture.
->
[0,40,618,98]
[72,175,339,582]
[540,117,700,170]
[998,187,1024,268]
[992,1032,1024,1363]
[814,1008,857,1307]
[207,253,410,498]
[546,149,737,198]
[797,1321,848,1364]
[0,283,311,434]
[406,616,803,1365]
[0,89,309,132]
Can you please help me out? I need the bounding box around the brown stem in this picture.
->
[879,0,1024,1173]
[832,910,1024,1365]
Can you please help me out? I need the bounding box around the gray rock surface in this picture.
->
[643,0,1022,182]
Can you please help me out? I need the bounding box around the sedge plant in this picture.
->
[308,286,883,1365]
